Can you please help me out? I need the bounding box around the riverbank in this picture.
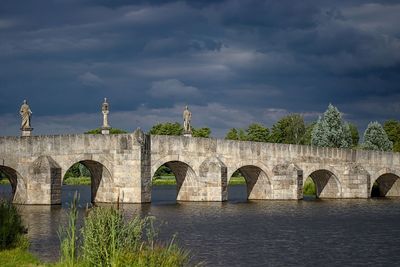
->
[0,178,9,185]
[152,175,247,186]
[2,175,317,195]
[63,176,91,185]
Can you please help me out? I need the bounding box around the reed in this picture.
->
[56,192,191,267]
[80,207,190,267]
[58,191,79,267]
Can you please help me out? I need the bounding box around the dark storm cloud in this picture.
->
[0,0,399,137]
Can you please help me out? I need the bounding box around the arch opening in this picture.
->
[371,173,400,198]
[0,167,15,201]
[303,176,317,198]
[0,165,25,203]
[305,169,341,199]
[151,161,196,203]
[62,160,111,205]
[228,165,271,202]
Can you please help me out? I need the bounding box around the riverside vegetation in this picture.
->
[0,195,193,267]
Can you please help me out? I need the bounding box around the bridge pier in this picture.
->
[27,156,61,205]
[271,163,303,200]
[197,157,227,201]
[341,164,370,198]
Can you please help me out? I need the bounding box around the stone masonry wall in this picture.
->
[1,133,400,204]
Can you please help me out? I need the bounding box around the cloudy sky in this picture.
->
[0,0,399,137]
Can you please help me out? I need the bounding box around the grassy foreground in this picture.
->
[0,247,41,267]
[0,196,193,267]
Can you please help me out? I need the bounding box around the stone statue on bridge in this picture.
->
[20,100,33,136]
[101,98,110,134]
[183,105,192,136]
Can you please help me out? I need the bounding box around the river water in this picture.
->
[1,184,400,266]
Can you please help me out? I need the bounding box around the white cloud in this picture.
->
[123,2,197,25]
[342,3,400,34]
[149,79,200,99]
[0,19,17,29]
[78,72,104,86]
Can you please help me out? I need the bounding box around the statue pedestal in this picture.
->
[101,127,110,135]
[21,128,33,137]
[183,131,192,137]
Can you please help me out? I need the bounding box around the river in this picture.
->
[1,184,400,266]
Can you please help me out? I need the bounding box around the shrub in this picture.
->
[0,200,27,250]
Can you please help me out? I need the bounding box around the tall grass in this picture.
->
[0,200,27,250]
[58,191,79,266]
[80,207,190,267]
[57,194,191,267]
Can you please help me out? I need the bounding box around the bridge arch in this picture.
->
[228,162,272,200]
[151,155,196,178]
[151,156,197,201]
[62,159,113,203]
[304,168,342,198]
[371,168,400,197]
[0,165,27,203]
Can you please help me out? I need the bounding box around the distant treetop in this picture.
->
[85,128,128,134]
[149,122,211,138]
[311,104,352,148]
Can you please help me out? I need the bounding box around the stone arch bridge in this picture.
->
[1,130,400,204]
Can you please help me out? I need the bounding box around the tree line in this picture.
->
[85,104,400,152]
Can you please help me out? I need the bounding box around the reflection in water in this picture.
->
[2,185,400,266]
[0,183,12,201]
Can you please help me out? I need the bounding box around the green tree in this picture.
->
[85,128,128,134]
[153,165,173,178]
[301,122,315,145]
[349,123,359,148]
[225,128,239,140]
[362,121,393,151]
[65,163,81,178]
[238,129,247,140]
[311,104,352,148]
[192,127,211,138]
[64,163,91,179]
[269,114,306,144]
[149,122,183,136]
[245,123,269,142]
[383,119,400,152]
[225,124,269,142]
[149,122,211,137]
